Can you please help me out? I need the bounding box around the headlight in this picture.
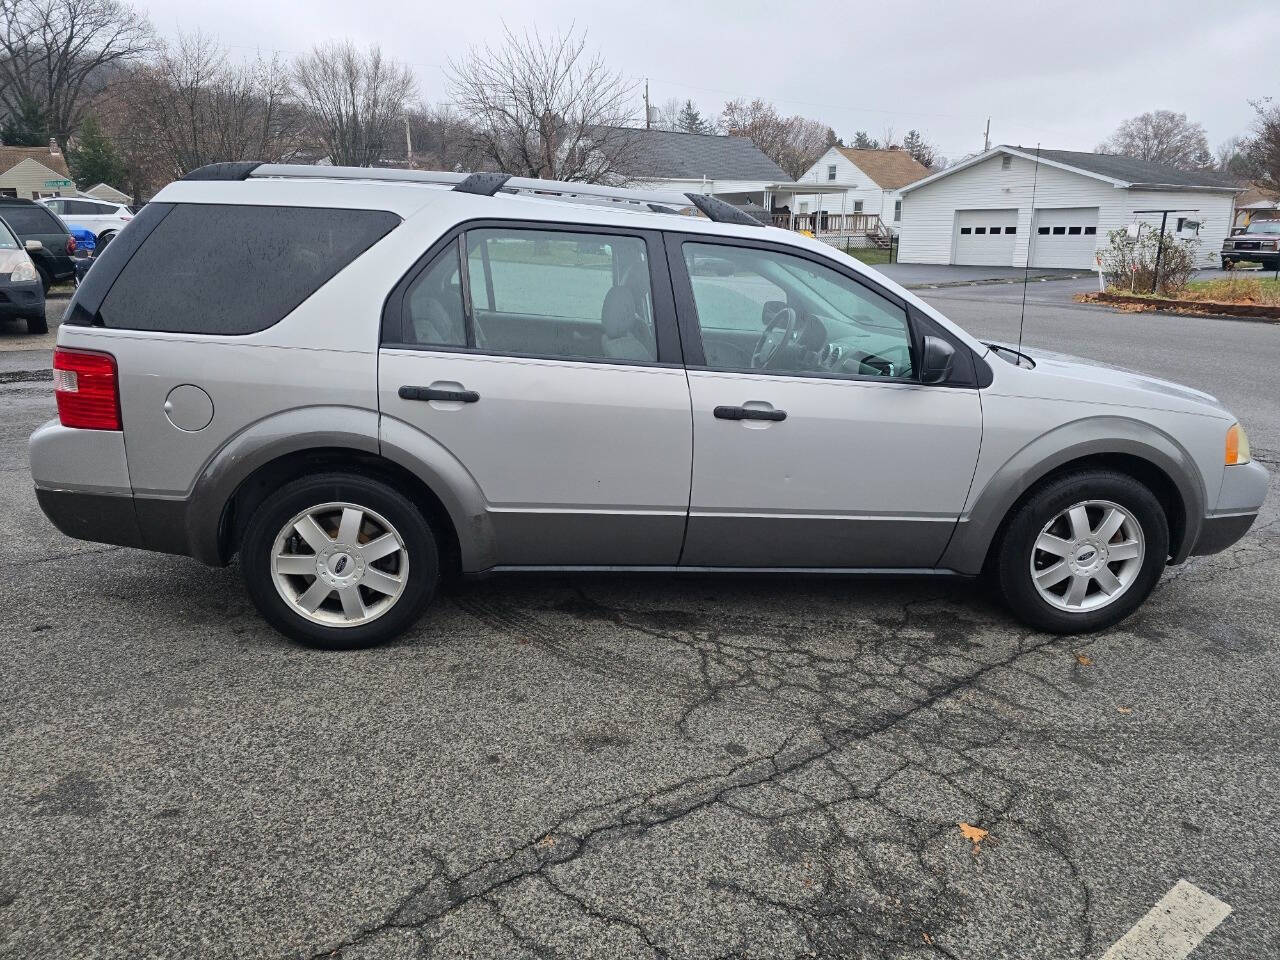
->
[1226,423,1252,465]
[10,255,37,284]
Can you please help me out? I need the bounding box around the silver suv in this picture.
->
[29,163,1268,649]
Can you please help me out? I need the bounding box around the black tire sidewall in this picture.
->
[241,473,438,649]
[997,472,1169,634]
[26,313,48,334]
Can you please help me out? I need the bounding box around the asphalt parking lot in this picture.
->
[1,280,1277,959]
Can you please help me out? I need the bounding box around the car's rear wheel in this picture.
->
[241,473,439,649]
[995,471,1169,633]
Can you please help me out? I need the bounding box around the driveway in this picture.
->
[1,290,1277,960]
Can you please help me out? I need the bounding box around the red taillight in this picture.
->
[53,348,121,430]
[66,235,76,255]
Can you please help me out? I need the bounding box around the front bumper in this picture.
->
[1190,460,1270,556]
[0,277,44,316]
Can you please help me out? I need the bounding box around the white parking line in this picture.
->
[1102,880,1232,960]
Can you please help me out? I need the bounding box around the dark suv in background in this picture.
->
[0,198,76,293]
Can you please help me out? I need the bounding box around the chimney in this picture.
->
[49,137,59,154]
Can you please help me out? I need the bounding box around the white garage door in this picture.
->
[1031,207,1100,268]
[953,209,1018,266]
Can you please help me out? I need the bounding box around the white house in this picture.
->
[780,146,931,230]
[897,146,1241,269]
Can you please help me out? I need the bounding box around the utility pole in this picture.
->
[404,116,413,168]
[644,79,651,130]
[983,117,990,152]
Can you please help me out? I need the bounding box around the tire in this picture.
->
[25,312,48,335]
[1221,258,1232,271]
[995,471,1169,634]
[35,265,51,296]
[240,472,439,649]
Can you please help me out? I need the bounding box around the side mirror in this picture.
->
[24,239,43,251]
[920,335,956,385]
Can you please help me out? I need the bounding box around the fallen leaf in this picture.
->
[922,932,933,945]
[536,834,557,849]
[1075,652,1093,666]
[1116,706,1133,714]
[958,822,989,855]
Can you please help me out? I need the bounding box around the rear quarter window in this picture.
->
[97,203,400,335]
[0,205,66,236]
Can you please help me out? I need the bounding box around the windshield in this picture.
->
[1244,220,1280,234]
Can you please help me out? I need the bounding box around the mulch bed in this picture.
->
[1076,291,1280,322]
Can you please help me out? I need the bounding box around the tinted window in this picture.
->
[682,242,913,380]
[98,204,399,334]
[0,205,65,236]
[463,228,655,362]
[403,243,466,347]
[1005,226,1017,234]
[0,220,17,248]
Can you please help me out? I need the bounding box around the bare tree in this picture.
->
[1245,98,1280,192]
[0,0,153,149]
[721,98,837,179]
[447,25,639,183]
[293,40,417,167]
[405,104,480,171]
[650,96,681,131]
[108,33,302,182]
[1098,110,1212,170]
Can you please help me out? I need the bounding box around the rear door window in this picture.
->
[0,205,65,236]
[97,203,399,334]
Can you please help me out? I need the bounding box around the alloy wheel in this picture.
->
[1029,499,1146,613]
[270,501,409,627]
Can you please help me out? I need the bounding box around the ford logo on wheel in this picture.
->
[334,556,348,574]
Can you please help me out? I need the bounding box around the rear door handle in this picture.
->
[399,385,480,403]
[713,405,786,422]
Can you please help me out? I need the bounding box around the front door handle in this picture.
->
[399,385,480,403]
[714,405,786,422]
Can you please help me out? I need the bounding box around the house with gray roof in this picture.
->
[896,145,1242,269]
[604,127,792,217]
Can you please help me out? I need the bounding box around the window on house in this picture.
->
[974,227,987,234]
[894,200,902,221]
[799,202,809,214]
[1083,226,1097,235]
[1037,226,1050,235]
[989,225,1003,234]
[960,227,972,234]
[827,164,837,181]
[1052,226,1067,235]
[853,200,864,213]
[1068,226,1082,235]
[1001,156,1012,170]
[1005,226,1017,234]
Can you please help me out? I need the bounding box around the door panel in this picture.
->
[682,370,981,567]
[1030,207,1099,269]
[380,350,692,565]
[954,209,1018,266]
[668,234,983,569]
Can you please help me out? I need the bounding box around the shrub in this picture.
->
[1099,226,1200,296]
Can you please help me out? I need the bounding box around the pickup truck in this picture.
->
[1222,219,1280,270]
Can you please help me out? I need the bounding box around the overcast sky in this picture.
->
[133,0,1276,162]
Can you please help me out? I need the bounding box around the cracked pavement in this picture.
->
[1,288,1277,959]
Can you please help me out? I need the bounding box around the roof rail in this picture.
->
[243,164,770,227]
[183,161,262,181]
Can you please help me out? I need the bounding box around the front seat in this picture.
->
[601,283,652,362]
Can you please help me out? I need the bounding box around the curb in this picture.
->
[902,272,1091,290]
[1079,292,1280,324]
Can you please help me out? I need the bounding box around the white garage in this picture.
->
[953,209,1018,266]
[896,146,1240,270]
[1030,207,1099,268]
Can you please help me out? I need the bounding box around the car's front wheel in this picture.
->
[241,472,439,649]
[995,471,1169,633]
[25,311,47,334]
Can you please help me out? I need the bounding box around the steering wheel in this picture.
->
[752,306,798,369]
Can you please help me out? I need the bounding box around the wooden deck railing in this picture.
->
[771,212,886,236]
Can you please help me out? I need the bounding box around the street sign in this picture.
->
[43,178,73,188]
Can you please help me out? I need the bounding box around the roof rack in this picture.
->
[196,163,767,227]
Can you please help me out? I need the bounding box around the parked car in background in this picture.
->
[0,198,76,293]
[1222,219,1280,270]
[28,163,1268,650]
[0,216,47,333]
[39,196,133,246]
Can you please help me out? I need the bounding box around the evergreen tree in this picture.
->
[67,117,128,188]
[851,130,878,149]
[676,99,712,135]
[902,129,937,168]
[1,98,48,147]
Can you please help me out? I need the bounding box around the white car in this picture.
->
[38,196,134,244]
